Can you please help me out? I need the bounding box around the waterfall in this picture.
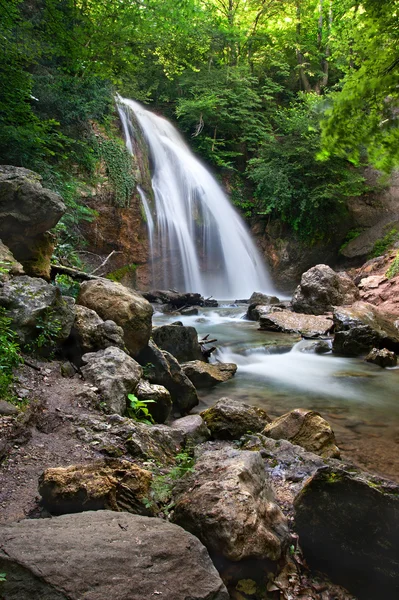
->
[117,96,277,299]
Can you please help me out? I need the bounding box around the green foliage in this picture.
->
[386,251,399,280]
[0,307,22,401]
[54,274,80,299]
[96,137,136,207]
[369,229,399,259]
[26,308,63,358]
[126,393,155,425]
[106,263,137,283]
[0,573,6,582]
[147,450,195,514]
[142,362,156,380]
[339,228,364,253]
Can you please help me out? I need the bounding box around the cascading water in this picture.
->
[117,96,277,299]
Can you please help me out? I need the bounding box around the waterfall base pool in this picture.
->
[154,305,399,482]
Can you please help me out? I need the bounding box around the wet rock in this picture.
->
[259,310,333,337]
[300,340,332,354]
[204,298,219,307]
[81,347,142,415]
[152,322,203,363]
[365,347,397,368]
[0,400,19,416]
[333,301,399,356]
[182,360,237,388]
[134,379,172,423]
[0,166,66,277]
[179,306,199,316]
[294,467,399,600]
[292,264,359,315]
[137,341,198,415]
[78,279,153,357]
[170,415,211,446]
[201,398,271,440]
[0,275,75,348]
[172,446,290,562]
[0,511,229,600]
[248,292,280,305]
[0,239,24,276]
[39,459,154,516]
[246,304,280,321]
[142,289,205,307]
[262,408,340,459]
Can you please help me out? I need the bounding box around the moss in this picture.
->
[236,579,257,595]
[386,250,399,279]
[369,227,399,259]
[323,471,344,484]
[106,263,137,283]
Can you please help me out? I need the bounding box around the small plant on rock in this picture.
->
[126,393,155,425]
[0,307,22,401]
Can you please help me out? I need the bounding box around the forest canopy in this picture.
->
[1,0,398,241]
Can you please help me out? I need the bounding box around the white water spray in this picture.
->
[117,96,277,299]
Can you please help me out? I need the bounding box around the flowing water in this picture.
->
[117,97,276,299]
[154,306,399,482]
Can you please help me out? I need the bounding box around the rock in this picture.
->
[137,341,199,416]
[170,415,211,446]
[180,306,199,316]
[172,446,289,562]
[248,292,280,305]
[333,301,399,356]
[81,347,143,415]
[262,408,340,459]
[134,379,172,423]
[246,304,280,321]
[292,264,359,315]
[0,276,75,348]
[125,422,184,464]
[0,166,66,276]
[0,239,24,276]
[181,360,237,388]
[201,398,271,440]
[259,309,333,337]
[0,400,19,416]
[78,279,153,357]
[365,347,397,368]
[142,289,205,307]
[299,339,332,354]
[0,511,229,600]
[152,322,203,363]
[294,466,399,600]
[39,459,154,516]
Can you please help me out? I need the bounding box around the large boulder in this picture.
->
[39,459,153,516]
[78,279,153,357]
[125,422,184,464]
[0,511,229,600]
[333,301,399,356]
[170,415,211,447]
[142,289,205,307]
[259,310,333,337]
[134,379,172,424]
[365,347,397,368]
[294,467,399,600]
[292,264,359,315]
[137,341,198,415]
[0,276,74,348]
[248,291,280,305]
[81,346,143,415]
[201,398,271,440]
[262,408,340,459]
[0,166,66,277]
[152,322,203,362]
[172,446,290,562]
[181,360,237,388]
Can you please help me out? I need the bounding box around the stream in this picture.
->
[154,304,399,482]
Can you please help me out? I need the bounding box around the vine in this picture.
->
[96,136,136,208]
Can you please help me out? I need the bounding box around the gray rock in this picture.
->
[170,415,211,446]
[172,446,290,562]
[180,306,199,316]
[0,511,229,600]
[246,303,281,321]
[134,379,172,423]
[333,301,399,356]
[125,421,184,463]
[0,400,19,416]
[0,276,75,348]
[0,239,24,276]
[201,397,271,440]
[181,360,237,388]
[294,467,399,600]
[81,347,142,415]
[152,322,203,362]
[78,279,153,357]
[259,309,333,337]
[72,305,125,355]
[292,264,359,315]
[248,291,280,305]
[365,347,397,368]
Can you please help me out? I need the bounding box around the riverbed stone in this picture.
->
[172,446,290,562]
[201,397,271,440]
[39,459,154,516]
[333,301,399,356]
[248,292,280,305]
[0,275,75,348]
[152,322,203,362]
[294,466,399,600]
[170,415,211,446]
[134,379,172,423]
[365,347,397,368]
[81,346,142,415]
[292,264,359,315]
[259,309,333,337]
[0,511,229,600]
[262,408,340,459]
[78,278,153,357]
[125,422,184,464]
[182,360,237,388]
